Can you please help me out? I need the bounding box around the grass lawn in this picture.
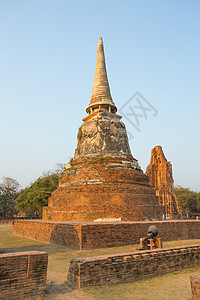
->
[1,224,200,299]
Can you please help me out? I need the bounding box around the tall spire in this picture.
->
[90,37,113,104]
[86,37,117,115]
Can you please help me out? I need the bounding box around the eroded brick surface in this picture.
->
[0,251,48,299]
[13,220,82,249]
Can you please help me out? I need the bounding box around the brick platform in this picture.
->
[0,251,48,299]
[67,245,200,288]
[191,274,200,300]
[13,220,200,250]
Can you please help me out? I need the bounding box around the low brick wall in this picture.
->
[0,251,48,299]
[67,245,200,288]
[13,220,200,250]
[191,274,200,300]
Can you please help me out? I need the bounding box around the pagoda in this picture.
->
[43,37,163,222]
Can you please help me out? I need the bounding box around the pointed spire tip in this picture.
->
[99,37,102,41]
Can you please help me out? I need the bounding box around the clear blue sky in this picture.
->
[0,0,199,191]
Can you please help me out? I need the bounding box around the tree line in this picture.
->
[0,164,65,219]
[0,166,199,219]
[174,186,200,217]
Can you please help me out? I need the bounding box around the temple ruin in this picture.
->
[42,37,163,222]
[145,145,185,219]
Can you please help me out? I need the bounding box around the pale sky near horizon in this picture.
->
[0,0,200,191]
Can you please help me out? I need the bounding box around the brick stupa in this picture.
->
[43,37,163,222]
[146,146,185,219]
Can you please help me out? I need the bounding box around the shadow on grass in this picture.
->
[46,280,74,296]
[0,243,75,254]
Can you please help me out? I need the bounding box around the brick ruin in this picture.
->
[67,245,200,288]
[0,251,48,299]
[146,146,185,219]
[43,37,163,222]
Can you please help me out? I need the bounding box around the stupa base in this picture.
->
[13,219,200,250]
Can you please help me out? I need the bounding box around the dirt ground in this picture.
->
[1,224,199,299]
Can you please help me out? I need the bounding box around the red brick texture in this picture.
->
[67,245,200,288]
[0,251,48,299]
[191,274,200,300]
[43,157,163,222]
[13,220,200,250]
[13,220,82,250]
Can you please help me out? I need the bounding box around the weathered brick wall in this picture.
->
[13,220,82,249]
[13,220,200,250]
[80,220,200,249]
[67,245,200,288]
[191,274,200,300]
[0,251,48,299]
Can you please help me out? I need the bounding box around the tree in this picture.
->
[16,169,63,219]
[16,163,65,218]
[174,186,199,215]
[42,163,66,177]
[197,193,200,212]
[0,177,20,218]
[16,174,59,218]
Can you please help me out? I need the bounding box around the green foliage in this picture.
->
[174,186,200,215]
[98,157,104,164]
[197,194,200,212]
[0,177,20,218]
[67,166,77,171]
[16,174,59,218]
[77,126,83,141]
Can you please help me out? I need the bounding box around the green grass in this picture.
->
[1,224,200,299]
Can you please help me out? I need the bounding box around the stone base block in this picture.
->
[13,219,200,250]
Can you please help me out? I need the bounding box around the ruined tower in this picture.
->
[43,37,163,222]
[145,146,185,219]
